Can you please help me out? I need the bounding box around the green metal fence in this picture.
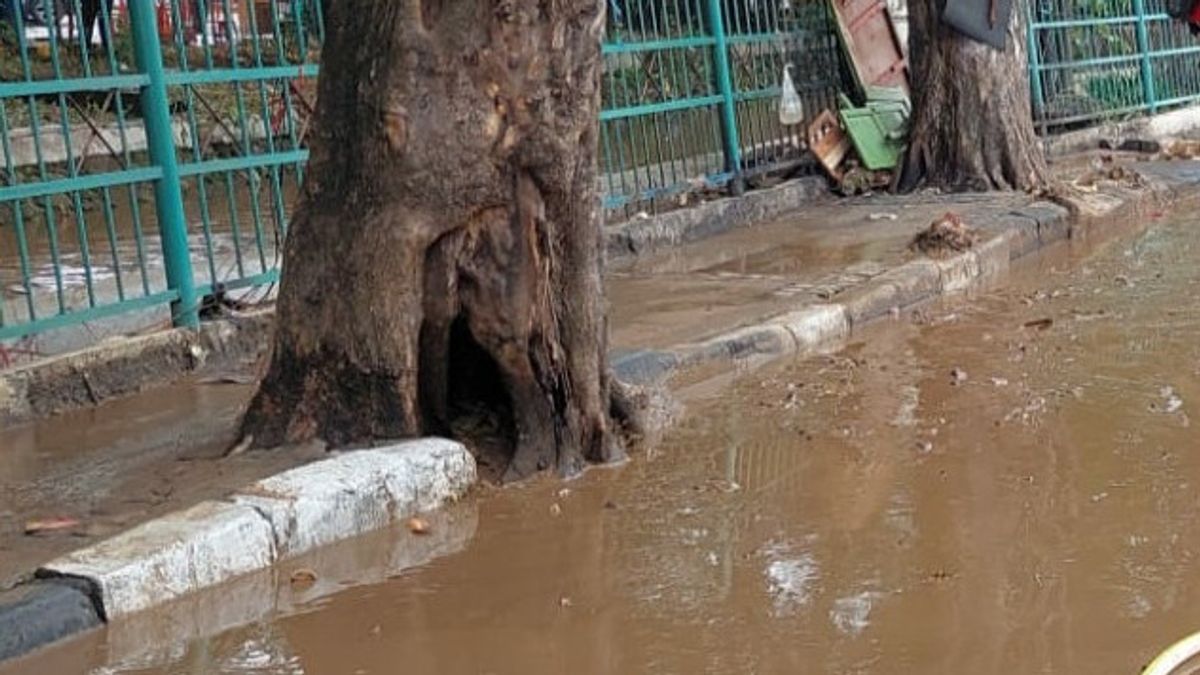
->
[1028,0,1200,131]
[5,0,1200,346]
[0,0,321,344]
[0,0,840,345]
[600,0,845,216]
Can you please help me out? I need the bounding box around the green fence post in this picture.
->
[1133,0,1158,114]
[705,0,743,193]
[128,0,200,329]
[1026,4,1047,134]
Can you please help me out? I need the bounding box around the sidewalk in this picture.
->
[607,193,1030,352]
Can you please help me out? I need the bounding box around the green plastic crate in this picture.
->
[838,91,910,171]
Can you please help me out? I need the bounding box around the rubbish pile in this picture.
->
[802,0,911,195]
[798,0,1018,194]
[910,212,978,257]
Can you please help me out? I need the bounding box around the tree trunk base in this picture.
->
[237,0,624,483]
[898,0,1049,193]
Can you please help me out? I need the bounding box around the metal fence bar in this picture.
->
[1133,0,1158,113]
[129,0,199,330]
[1029,0,1200,132]
[707,0,743,189]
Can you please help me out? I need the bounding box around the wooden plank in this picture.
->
[830,0,910,97]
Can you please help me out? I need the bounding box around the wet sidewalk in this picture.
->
[607,193,1031,352]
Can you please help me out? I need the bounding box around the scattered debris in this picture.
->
[1023,318,1054,330]
[950,368,969,386]
[289,568,318,587]
[839,165,887,196]
[927,568,957,582]
[990,377,1009,387]
[808,109,852,182]
[1163,139,1200,160]
[868,212,899,221]
[549,503,562,517]
[225,435,254,458]
[911,212,978,257]
[407,517,431,535]
[1074,162,1146,190]
[197,374,257,386]
[24,517,81,536]
[558,595,573,608]
[603,500,619,510]
[1098,138,1161,154]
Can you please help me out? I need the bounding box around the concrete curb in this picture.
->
[99,504,478,673]
[0,438,475,661]
[606,177,829,260]
[0,311,273,427]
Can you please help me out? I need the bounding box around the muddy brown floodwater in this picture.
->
[8,207,1200,675]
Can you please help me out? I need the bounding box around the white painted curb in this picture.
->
[40,438,476,619]
[232,438,476,558]
[39,501,276,619]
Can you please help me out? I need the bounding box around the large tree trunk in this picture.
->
[898,0,1049,192]
[241,0,624,482]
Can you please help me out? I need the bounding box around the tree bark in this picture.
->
[240,0,624,482]
[898,0,1049,192]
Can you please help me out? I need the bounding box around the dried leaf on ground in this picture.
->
[24,517,81,536]
[290,568,318,586]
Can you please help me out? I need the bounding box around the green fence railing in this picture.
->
[1028,0,1200,132]
[600,0,844,217]
[5,0,1200,347]
[0,0,321,343]
[0,0,841,345]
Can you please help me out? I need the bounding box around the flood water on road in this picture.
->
[9,208,1200,675]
